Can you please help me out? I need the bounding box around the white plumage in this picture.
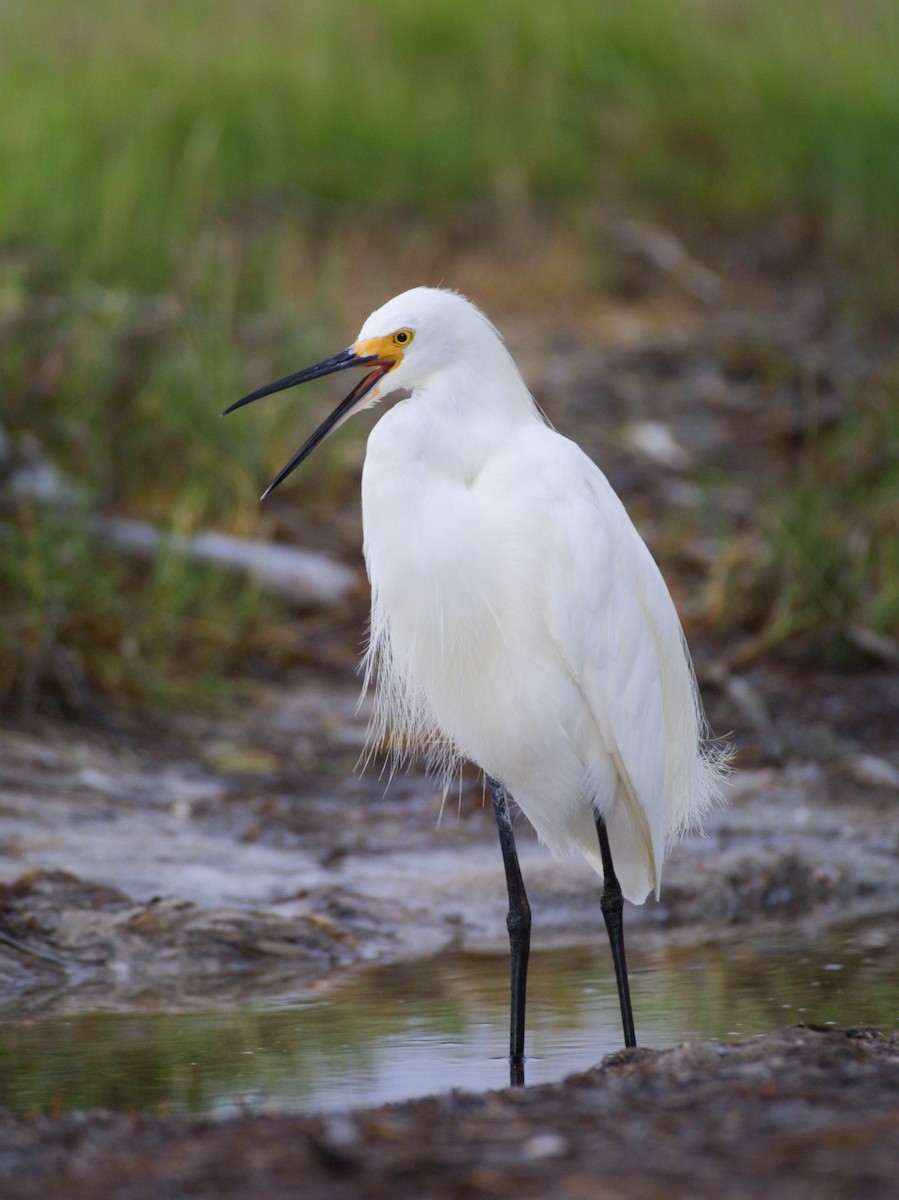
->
[358,288,727,903]
[228,284,730,1064]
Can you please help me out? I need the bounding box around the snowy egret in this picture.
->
[226,287,729,1082]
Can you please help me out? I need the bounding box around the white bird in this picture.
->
[226,286,729,1082]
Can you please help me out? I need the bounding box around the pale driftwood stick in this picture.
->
[94,517,357,607]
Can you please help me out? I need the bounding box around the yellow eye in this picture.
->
[393,329,414,346]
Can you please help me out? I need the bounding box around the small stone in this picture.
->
[620,420,693,470]
[522,1132,568,1160]
[841,754,899,792]
[319,1114,359,1148]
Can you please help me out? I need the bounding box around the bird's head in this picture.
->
[224,287,509,498]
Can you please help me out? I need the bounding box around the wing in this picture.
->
[541,436,697,898]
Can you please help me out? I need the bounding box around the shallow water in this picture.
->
[1,926,895,1117]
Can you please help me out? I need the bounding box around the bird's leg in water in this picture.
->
[487,776,531,1086]
[595,814,637,1048]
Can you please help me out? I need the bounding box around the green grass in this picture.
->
[767,375,899,640]
[3,0,898,289]
[0,499,285,713]
[1,0,897,711]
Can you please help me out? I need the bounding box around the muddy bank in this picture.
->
[1,643,898,1016]
[0,1026,896,1200]
[0,656,897,1017]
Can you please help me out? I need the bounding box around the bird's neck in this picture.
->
[407,360,542,477]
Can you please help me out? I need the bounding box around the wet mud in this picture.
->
[0,653,896,1016]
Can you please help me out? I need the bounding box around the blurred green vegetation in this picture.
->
[4,0,899,285]
[1,0,897,713]
[767,382,899,642]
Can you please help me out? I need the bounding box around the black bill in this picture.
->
[224,347,392,498]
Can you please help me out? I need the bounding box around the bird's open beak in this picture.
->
[223,345,396,498]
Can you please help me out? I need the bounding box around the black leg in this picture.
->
[595,814,637,1048]
[487,775,531,1086]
